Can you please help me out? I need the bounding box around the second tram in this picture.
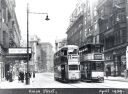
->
[54,45,81,82]
[79,43,104,82]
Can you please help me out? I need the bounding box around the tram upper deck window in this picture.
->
[69,65,79,70]
[61,49,67,55]
[94,44,103,53]
[63,50,67,55]
[79,44,103,54]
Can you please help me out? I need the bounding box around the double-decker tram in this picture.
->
[79,43,104,82]
[54,45,81,82]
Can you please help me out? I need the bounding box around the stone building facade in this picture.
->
[29,35,42,73]
[41,42,54,72]
[66,0,99,48]
[97,0,128,76]
[0,0,21,81]
[55,38,67,52]
[66,0,128,77]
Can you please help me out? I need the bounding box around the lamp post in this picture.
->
[26,3,50,85]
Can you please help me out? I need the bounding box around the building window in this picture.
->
[94,24,97,30]
[115,31,119,45]
[80,30,82,35]
[3,31,7,45]
[8,11,11,22]
[105,35,114,49]
[74,28,77,33]
[78,23,82,28]
[95,36,97,44]
[3,8,7,23]
[94,9,97,16]
[122,29,126,43]
[120,30,123,43]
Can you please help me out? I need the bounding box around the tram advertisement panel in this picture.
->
[83,53,104,61]
[94,54,102,60]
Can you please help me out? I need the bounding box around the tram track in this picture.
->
[44,75,107,88]
[68,84,81,88]
[41,73,116,88]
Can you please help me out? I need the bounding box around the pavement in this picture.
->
[0,73,128,88]
[104,76,128,82]
[0,72,54,88]
[0,75,36,88]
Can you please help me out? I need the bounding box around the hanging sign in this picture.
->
[126,46,128,70]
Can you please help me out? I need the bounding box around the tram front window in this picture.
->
[68,49,78,54]
[92,62,104,71]
[69,65,79,70]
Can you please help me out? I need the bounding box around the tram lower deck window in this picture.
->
[92,62,104,71]
[69,65,78,70]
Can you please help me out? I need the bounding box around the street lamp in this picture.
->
[26,3,50,85]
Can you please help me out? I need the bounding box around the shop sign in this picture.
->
[84,54,92,60]
[9,48,31,54]
[94,54,102,60]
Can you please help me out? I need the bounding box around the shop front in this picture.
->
[120,55,126,76]
[113,47,126,77]
[104,47,126,77]
[0,62,4,81]
[0,46,5,82]
[104,52,115,76]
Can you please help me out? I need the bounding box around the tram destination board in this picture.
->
[94,54,102,60]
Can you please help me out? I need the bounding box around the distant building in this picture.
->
[55,38,67,52]
[29,36,54,73]
[29,35,41,73]
[41,42,54,72]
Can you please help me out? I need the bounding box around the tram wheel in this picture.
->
[99,78,104,83]
[54,77,57,81]
[61,78,68,83]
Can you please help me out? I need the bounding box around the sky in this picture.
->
[15,0,78,48]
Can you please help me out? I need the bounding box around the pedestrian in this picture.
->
[29,72,31,78]
[33,71,35,78]
[124,69,127,79]
[25,72,28,81]
[106,68,108,78]
[18,72,21,82]
[6,71,9,81]
[9,71,13,82]
[20,72,24,83]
